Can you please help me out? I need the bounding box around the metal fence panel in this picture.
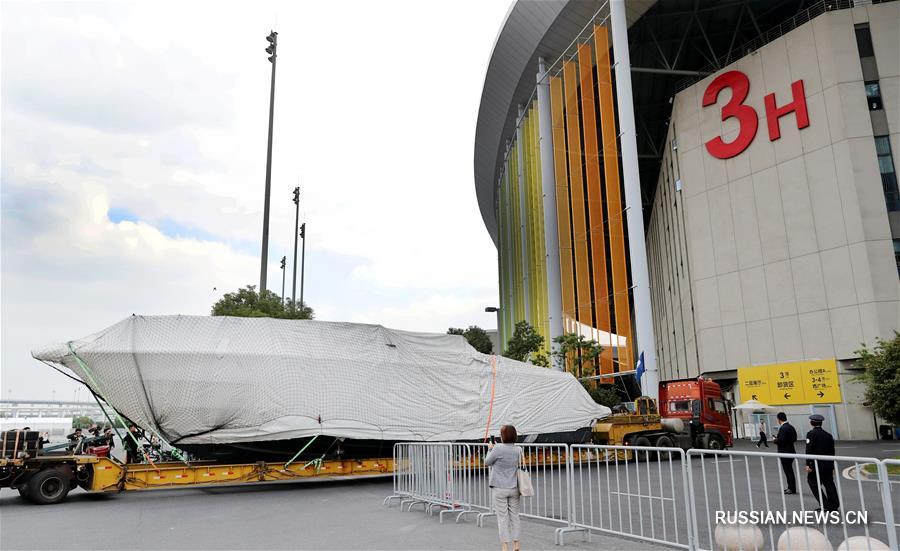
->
[387,443,898,551]
[687,449,896,551]
[558,444,692,549]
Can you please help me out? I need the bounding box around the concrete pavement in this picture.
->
[1,477,664,550]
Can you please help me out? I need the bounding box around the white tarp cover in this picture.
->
[33,315,609,445]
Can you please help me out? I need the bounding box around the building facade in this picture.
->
[475,0,899,439]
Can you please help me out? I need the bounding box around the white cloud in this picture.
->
[1,0,510,400]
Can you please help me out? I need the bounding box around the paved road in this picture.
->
[557,439,900,550]
[3,439,896,550]
[1,476,664,551]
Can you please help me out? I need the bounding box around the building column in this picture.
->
[610,0,659,397]
[536,58,564,367]
[515,106,531,324]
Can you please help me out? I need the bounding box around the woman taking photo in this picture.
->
[484,425,522,551]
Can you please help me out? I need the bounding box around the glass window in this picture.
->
[894,239,900,278]
[669,400,691,413]
[712,400,728,414]
[855,25,875,58]
[875,136,900,212]
[865,82,883,111]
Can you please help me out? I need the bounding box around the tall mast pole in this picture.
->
[259,30,278,293]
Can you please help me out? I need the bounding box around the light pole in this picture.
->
[299,222,306,312]
[280,256,286,306]
[258,30,278,294]
[485,306,501,355]
[291,186,300,311]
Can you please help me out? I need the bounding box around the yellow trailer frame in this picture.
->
[1,454,394,503]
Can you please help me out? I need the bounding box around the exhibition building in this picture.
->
[474,0,899,438]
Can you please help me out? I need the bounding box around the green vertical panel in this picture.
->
[511,143,525,324]
[522,117,535,331]
[498,167,508,346]
[502,166,514,343]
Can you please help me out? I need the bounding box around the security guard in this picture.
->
[804,414,839,512]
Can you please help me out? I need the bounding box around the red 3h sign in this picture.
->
[702,70,810,159]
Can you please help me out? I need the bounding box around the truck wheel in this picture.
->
[654,435,676,460]
[27,468,71,505]
[707,435,724,451]
[17,485,31,502]
[632,436,652,462]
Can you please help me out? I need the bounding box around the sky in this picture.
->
[1,0,511,400]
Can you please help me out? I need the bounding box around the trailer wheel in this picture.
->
[28,468,71,505]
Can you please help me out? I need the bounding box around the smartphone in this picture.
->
[490,435,496,444]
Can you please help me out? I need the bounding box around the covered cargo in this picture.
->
[32,316,609,460]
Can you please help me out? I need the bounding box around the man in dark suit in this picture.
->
[773,412,797,494]
[804,414,839,512]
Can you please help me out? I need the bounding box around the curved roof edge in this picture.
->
[474,0,656,246]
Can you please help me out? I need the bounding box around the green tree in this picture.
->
[72,415,94,429]
[582,383,622,408]
[504,321,546,363]
[854,332,900,425]
[448,326,494,354]
[552,332,603,378]
[211,285,314,319]
[530,352,550,368]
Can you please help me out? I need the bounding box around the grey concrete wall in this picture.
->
[648,3,899,385]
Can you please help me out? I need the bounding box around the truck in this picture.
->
[591,377,733,458]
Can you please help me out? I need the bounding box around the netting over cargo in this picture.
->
[32,315,609,445]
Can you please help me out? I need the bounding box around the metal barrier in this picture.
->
[387,443,899,550]
[447,443,571,527]
[383,443,455,514]
[687,449,898,551]
[443,443,492,523]
[515,443,571,527]
[558,444,692,548]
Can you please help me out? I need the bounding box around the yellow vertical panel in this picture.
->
[549,76,577,335]
[577,42,613,380]
[530,112,542,338]
[522,116,536,328]
[595,26,633,372]
[514,150,525,323]
[531,105,550,353]
[563,61,593,330]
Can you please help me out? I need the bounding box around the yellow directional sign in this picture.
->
[738,359,842,405]
[737,365,771,404]
[771,362,805,404]
[802,359,842,403]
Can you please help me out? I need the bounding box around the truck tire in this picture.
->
[632,436,652,462]
[655,435,674,447]
[706,434,725,451]
[27,468,71,505]
[17,485,31,502]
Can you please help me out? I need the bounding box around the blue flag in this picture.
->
[635,352,645,384]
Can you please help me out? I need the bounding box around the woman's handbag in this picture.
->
[517,468,534,497]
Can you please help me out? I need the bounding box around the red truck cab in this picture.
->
[659,377,733,448]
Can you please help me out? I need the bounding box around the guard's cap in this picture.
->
[809,414,825,422]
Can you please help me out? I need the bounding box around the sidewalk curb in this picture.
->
[856,463,900,482]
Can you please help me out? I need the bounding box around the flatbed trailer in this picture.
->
[1,454,394,505]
